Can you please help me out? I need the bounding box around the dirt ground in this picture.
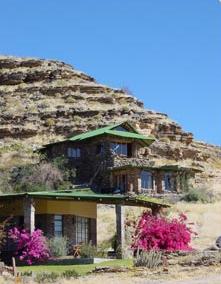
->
[2,267,221,284]
[67,270,221,284]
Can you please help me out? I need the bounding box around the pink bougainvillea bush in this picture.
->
[131,212,196,252]
[9,227,50,265]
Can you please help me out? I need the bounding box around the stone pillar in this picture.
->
[155,172,163,193]
[137,176,142,193]
[23,197,35,233]
[131,169,141,193]
[175,173,181,193]
[152,172,157,193]
[129,182,134,193]
[115,205,125,259]
[185,173,192,191]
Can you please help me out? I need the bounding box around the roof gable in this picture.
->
[68,122,155,145]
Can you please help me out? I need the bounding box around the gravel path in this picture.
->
[70,273,221,284]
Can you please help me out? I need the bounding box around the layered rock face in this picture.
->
[0,56,221,192]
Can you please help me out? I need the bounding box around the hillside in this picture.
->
[0,55,221,192]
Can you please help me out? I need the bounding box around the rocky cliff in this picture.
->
[0,56,221,192]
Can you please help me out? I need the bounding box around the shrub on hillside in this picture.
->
[182,187,215,203]
[11,156,75,192]
[9,227,50,265]
[131,212,196,252]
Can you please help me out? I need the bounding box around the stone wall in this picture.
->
[111,168,190,194]
[43,135,144,193]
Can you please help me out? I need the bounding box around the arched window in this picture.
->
[141,171,153,191]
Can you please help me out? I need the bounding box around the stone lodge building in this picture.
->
[0,121,200,260]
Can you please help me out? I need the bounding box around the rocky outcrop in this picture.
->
[0,56,221,191]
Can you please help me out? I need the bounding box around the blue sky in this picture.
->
[0,0,220,145]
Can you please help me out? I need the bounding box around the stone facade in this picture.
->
[43,135,146,193]
[43,131,195,195]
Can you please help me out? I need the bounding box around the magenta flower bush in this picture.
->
[9,227,50,265]
[131,212,196,252]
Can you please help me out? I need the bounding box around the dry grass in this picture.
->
[97,204,116,245]
[97,201,221,251]
[65,266,221,284]
[172,201,221,249]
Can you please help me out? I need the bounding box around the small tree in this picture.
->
[9,228,50,265]
[131,212,196,252]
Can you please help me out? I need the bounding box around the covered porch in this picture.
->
[111,164,201,194]
[0,189,169,259]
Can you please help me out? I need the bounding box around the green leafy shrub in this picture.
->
[182,187,214,203]
[21,271,32,277]
[11,156,73,193]
[48,237,68,257]
[62,269,79,279]
[96,241,110,258]
[35,272,59,283]
[80,241,97,258]
[134,250,162,268]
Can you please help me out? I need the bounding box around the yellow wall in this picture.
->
[35,199,97,218]
[0,199,97,219]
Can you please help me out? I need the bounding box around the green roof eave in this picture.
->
[68,124,118,142]
[105,130,155,145]
[42,122,155,148]
[0,189,170,208]
[68,126,155,145]
[159,165,202,173]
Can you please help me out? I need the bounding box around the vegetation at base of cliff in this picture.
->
[181,187,216,203]
[0,156,75,193]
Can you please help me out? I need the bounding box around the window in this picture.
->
[164,173,173,191]
[76,216,89,244]
[96,143,104,155]
[111,143,128,156]
[114,126,129,132]
[67,147,81,158]
[141,171,153,191]
[54,215,63,237]
[114,174,128,193]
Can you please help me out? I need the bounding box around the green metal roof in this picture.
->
[0,188,170,208]
[159,165,202,173]
[68,123,155,145]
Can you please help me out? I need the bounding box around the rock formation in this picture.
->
[0,56,221,192]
